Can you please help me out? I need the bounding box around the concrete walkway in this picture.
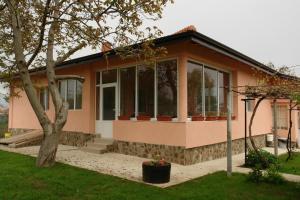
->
[0,145,299,188]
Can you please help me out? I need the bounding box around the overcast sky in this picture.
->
[74,0,300,74]
[156,0,300,73]
[3,0,300,95]
[166,0,300,71]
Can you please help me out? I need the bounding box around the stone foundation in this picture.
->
[113,134,266,165]
[9,128,95,147]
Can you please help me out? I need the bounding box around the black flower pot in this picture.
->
[142,162,171,184]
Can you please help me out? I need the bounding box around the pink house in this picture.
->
[8,27,300,164]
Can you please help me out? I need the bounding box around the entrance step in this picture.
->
[80,138,114,154]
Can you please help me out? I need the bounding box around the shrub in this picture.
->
[246,149,278,169]
[247,164,263,183]
[264,164,285,184]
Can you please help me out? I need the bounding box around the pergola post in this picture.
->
[227,84,232,176]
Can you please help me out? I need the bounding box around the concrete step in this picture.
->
[80,146,107,154]
[85,142,108,149]
[92,138,114,145]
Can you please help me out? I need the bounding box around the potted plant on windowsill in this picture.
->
[118,115,130,120]
[137,115,151,121]
[218,112,227,120]
[157,115,172,121]
[205,112,218,121]
[191,115,205,121]
[142,157,171,184]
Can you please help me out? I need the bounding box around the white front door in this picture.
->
[95,83,117,138]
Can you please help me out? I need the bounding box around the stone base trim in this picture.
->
[113,134,266,165]
[8,128,95,147]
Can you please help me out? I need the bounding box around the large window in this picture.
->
[138,65,155,117]
[59,80,82,110]
[157,60,177,117]
[39,87,49,111]
[205,67,218,116]
[120,67,136,117]
[273,105,288,129]
[187,61,230,117]
[218,71,230,114]
[187,62,203,116]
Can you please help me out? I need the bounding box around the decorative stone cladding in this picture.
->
[9,128,95,147]
[113,134,266,165]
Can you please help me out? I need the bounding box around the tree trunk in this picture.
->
[273,100,278,156]
[36,102,69,167]
[286,100,294,161]
[249,96,265,153]
[36,126,60,167]
[248,96,269,167]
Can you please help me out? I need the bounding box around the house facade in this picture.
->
[8,28,300,165]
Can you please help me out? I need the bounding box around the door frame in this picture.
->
[100,83,118,121]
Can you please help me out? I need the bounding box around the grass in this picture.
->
[279,152,300,176]
[0,151,300,200]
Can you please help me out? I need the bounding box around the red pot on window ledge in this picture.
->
[217,116,236,120]
[118,115,130,120]
[205,116,218,121]
[137,115,151,121]
[218,116,227,120]
[157,115,172,121]
[191,115,205,121]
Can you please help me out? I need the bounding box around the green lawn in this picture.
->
[279,152,300,176]
[0,150,300,200]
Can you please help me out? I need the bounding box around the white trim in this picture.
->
[187,60,233,117]
[100,83,118,121]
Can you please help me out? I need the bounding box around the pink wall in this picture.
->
[9,66,95,134]
[9,40,299,147]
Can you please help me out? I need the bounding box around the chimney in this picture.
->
[102,42,112,52]
[174,25,197,34]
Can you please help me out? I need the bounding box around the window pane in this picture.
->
[120,67,135,117]
[273,105,288,129]
[187,62,203,116]
[204,67,218,116]
[96,86,100,120]
[67,80,75,109]
[218,71,229,115]
[45,89,49,110]
[138,65,154,117]
[247,100,255,112]
[103,86,116,120]
[59,80,67,101]
[75,81,82,109]
[39,88,48,110]
[102,69,117,84]
[157,60,177,117]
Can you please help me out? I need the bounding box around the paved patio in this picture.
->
[0,145,299,188]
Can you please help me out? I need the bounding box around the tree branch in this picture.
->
[0,3,6,12]
[25,0,51,68]
[55,42,86,65]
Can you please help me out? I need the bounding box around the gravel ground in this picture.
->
[0,145,298,188]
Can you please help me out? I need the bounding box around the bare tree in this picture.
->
[0,0,173,167]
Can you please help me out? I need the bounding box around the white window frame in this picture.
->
[59,80,82,110]
[187,59,232,117]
